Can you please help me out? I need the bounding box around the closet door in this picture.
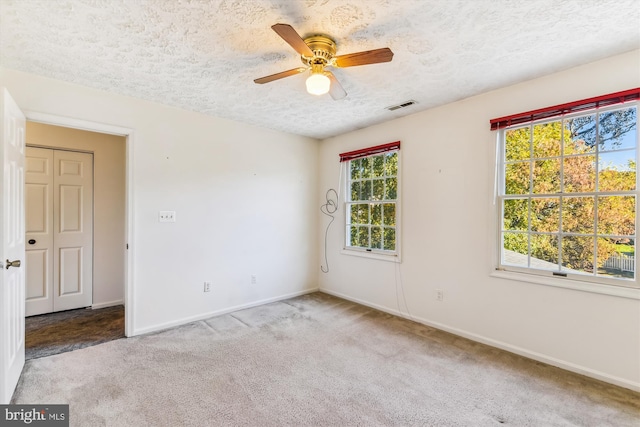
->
[53,150,93,312]
[25,147,54,316]
[25,148,93,315]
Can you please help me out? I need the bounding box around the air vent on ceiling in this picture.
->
[386,100,417,111]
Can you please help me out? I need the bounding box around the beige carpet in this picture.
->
[11,292,640,426]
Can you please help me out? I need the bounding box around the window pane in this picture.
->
[531,198,559,232]
[503,199,528,231]
[562,197,594,234]
[597,237,634,279]
[372,179,384,200]
[533,159,560,193]
[385,152,398,176]
[598,107,637,151]
[565,114,597,153]
[385,178,397,200]
[348,204,357,225]
[502,232,528,267]
[561,236,594,274]
[349,225,357,246]
[505,127,531,161]
[597,196,635,236]
[533,121,561,158]
[563,155,596,193]
[530,234,559,271]
[350,159,361,180]
[354,203,370,225]
[372,156,384,177]
[564,117,596,154]
[361,157,372,179]
[383,228,396,251]
[383,203,395,226]
[505,162,530,195]
[361,180,372,200]
[357,226,369,247]
[349,204,361,225]
[598,151,636,191]
[351,181,361,201]
[350,204,360,224]
[371,227,383,249]
[371,204,382,225]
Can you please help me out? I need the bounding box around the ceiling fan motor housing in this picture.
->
[301,35,337,67]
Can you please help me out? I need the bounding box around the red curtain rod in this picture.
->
[489,88,640,130]
[339,141,401,162]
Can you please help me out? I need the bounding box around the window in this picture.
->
[342,142,400,258]
[497,102,638,286]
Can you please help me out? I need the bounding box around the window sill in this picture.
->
[341,248,401,263]
[490,270,640,300]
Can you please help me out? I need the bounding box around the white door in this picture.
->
[25,148,93,315]
[53,150,93,312]
[25,147,54,316]
[0,88,26,404]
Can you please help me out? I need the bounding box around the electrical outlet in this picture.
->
[159,211,176,222]
[250,274,257,285]
[436,289,444,301]
[204,282,211,292]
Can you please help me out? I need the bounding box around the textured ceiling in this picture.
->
[1,0,639,140]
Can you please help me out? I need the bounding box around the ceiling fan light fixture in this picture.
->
[306,72,330,96]
[255,23,394,100]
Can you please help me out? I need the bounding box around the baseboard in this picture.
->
[92,300,124,310]
[132,287,319,336]
[319,289,640,393]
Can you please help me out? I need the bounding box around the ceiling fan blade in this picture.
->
[254,67,307,84]
[334,48,394,68]
[327,72,347,100]
[271,23,314,57]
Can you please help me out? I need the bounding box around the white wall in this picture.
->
[26,122,126,308]
[1,68,319,334]
[318,49,640,390]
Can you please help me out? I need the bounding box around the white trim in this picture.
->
[131,287,319,336]
[340,248,401,263]
[92,299,124,310]
[319,288,640,392]
[23,111,136,337]
[25,111,131,136]
[491,270,640,299]
[125,131,135,336]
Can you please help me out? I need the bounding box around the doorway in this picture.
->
[24,122,128,346]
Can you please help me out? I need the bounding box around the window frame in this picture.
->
[342,148,401,262]
[496,102,639,290]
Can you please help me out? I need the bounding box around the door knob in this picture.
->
[5,259,21,269]
[28,239,36,245]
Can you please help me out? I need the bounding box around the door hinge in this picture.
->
[126,243,129,250]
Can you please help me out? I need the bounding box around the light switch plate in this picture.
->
[159,211,176,222]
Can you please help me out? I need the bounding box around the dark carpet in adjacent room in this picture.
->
[25,305,124,360]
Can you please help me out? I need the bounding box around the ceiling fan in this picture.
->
[254,23,394,100]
